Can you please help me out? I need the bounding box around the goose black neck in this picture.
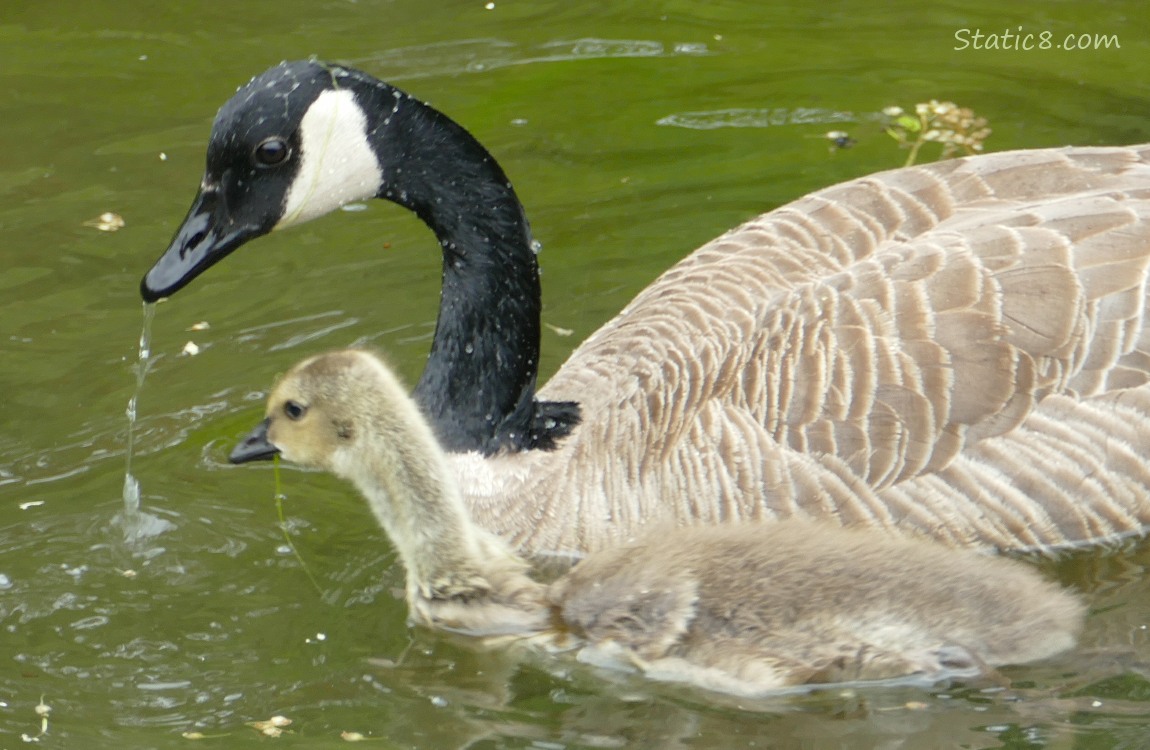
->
[352,76,577,454]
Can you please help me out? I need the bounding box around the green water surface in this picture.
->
[3,1,1150,747]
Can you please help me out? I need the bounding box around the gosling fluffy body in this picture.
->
[238,348,1084,695]
[556,523,1081,692]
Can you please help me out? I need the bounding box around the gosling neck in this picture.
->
[351,75,544,455]
[340,439,499,598]
[330,408,526,601]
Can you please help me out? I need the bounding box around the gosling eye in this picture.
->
[283,400,307,421]
[253,137,290,167]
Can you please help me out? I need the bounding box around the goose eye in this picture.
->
[254,138,290,166]
[283,400,307,420]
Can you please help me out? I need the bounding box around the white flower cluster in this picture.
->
[883,101,992,165]
[915,100,992,152]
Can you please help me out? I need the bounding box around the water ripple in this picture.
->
[355,37,711,81]
[657,107,869,130]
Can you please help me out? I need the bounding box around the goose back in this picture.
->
[459,145,1150,557]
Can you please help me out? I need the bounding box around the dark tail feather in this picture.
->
[528,400,582,451]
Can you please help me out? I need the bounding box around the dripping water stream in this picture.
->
[114,302,174,541]
[122,302,154,512]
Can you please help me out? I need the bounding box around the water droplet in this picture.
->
[530,240,543,255]
[123,474,140,512]
[464,343,474,355]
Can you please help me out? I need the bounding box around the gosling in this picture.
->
[230,349,1085,695]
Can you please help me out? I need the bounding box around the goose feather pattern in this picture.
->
[461,146,1150,556]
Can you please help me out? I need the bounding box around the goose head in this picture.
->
[142,61,387,300]
[143,62,568,455]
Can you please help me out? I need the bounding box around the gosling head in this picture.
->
[229,349,410,475]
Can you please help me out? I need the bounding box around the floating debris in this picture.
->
[21,695,52,741]
[247,715,292,738]
[83,212,125,232]
[181,341,200,357]
[545,323,574,337]
[187,321,210,332]
[181,730,232,740]
[806,130,856,152]
[18,501,44,510]
[824,130,855,149]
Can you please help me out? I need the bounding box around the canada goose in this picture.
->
[229,348,1084,695]
[144,60,1150,557]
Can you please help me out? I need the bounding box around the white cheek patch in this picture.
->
[276,88,383,230]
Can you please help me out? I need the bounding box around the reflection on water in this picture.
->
[353,36,713,81]
[657,107,867,130]
[2,0,1150,746]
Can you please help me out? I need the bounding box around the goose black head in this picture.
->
[141,62,577,454]
[141,60,385,301]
